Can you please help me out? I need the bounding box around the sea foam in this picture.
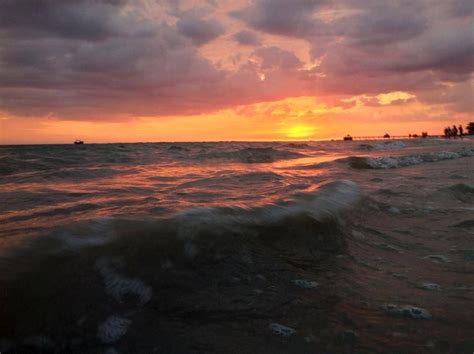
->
[346,147,474,169]
[95,257,152,305]
[97,316,131,344]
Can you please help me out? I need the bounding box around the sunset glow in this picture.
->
[285,125,316,139]
[0,0,472,144]
[1,2,474,351]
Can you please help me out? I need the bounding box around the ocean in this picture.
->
[1,139,473,353]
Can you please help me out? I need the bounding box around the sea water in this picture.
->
[0,138,473,353]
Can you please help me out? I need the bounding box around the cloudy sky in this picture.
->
[0,0,473,143]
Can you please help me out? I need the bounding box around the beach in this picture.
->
[0,138,473,353]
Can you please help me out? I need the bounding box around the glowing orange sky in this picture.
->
[0,0,472,144]
[2,94,470,144]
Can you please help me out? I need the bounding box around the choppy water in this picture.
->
[1,139,472,241]
[0,138,473,353]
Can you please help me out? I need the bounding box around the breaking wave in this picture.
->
[344,147,474,169]
[0,180,359,353]
[0,180,359,279]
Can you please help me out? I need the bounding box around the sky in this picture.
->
[0,0,473,144]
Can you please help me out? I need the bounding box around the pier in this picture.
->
[343,135,445,141]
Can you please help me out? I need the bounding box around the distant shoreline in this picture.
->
[2,136,472,147]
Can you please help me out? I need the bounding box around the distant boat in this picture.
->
[343,135,353,141]
[383,133,390,139]
[74,140,84,145]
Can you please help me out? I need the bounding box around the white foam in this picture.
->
[421,282,441,291]
[95,257,152,305]
[383,304,432,320]
[269,323,296,337]
[364,148,474,169]
[423,255,450,263]
[97,316,131,344]
[365,155,423,169]
[55,218,116,251]
[292,279,319,289]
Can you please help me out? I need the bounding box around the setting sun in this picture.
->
[285,125,315,139]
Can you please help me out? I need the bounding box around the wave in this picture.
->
[442,183,474,203]
[343,147,474,169]
[0,156,51,175]
[0,158,126,180]
[202,147,305,163]
[282,143,311,149]
[0,180,359,278]
[0,145,151,177]
[357,141,406,151]
[166,145,191,152]
[178,171,284,189]
[0,180,359,352]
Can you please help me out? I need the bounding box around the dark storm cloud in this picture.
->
[231,0,328,37]
[0,0,127,40]
[0,10,293,119]
[0,0,472,120]
[177,15,225,45]
[0,23,233,118]
[314,20,474,82]
[0,1,248,118]
[233,30,261,46]
[334,1,428,47]
[234,0,474,76]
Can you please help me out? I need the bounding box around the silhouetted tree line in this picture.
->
[444,124,469,138]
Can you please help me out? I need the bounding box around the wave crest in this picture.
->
[0,180,359,279]
[344,147,474,169]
